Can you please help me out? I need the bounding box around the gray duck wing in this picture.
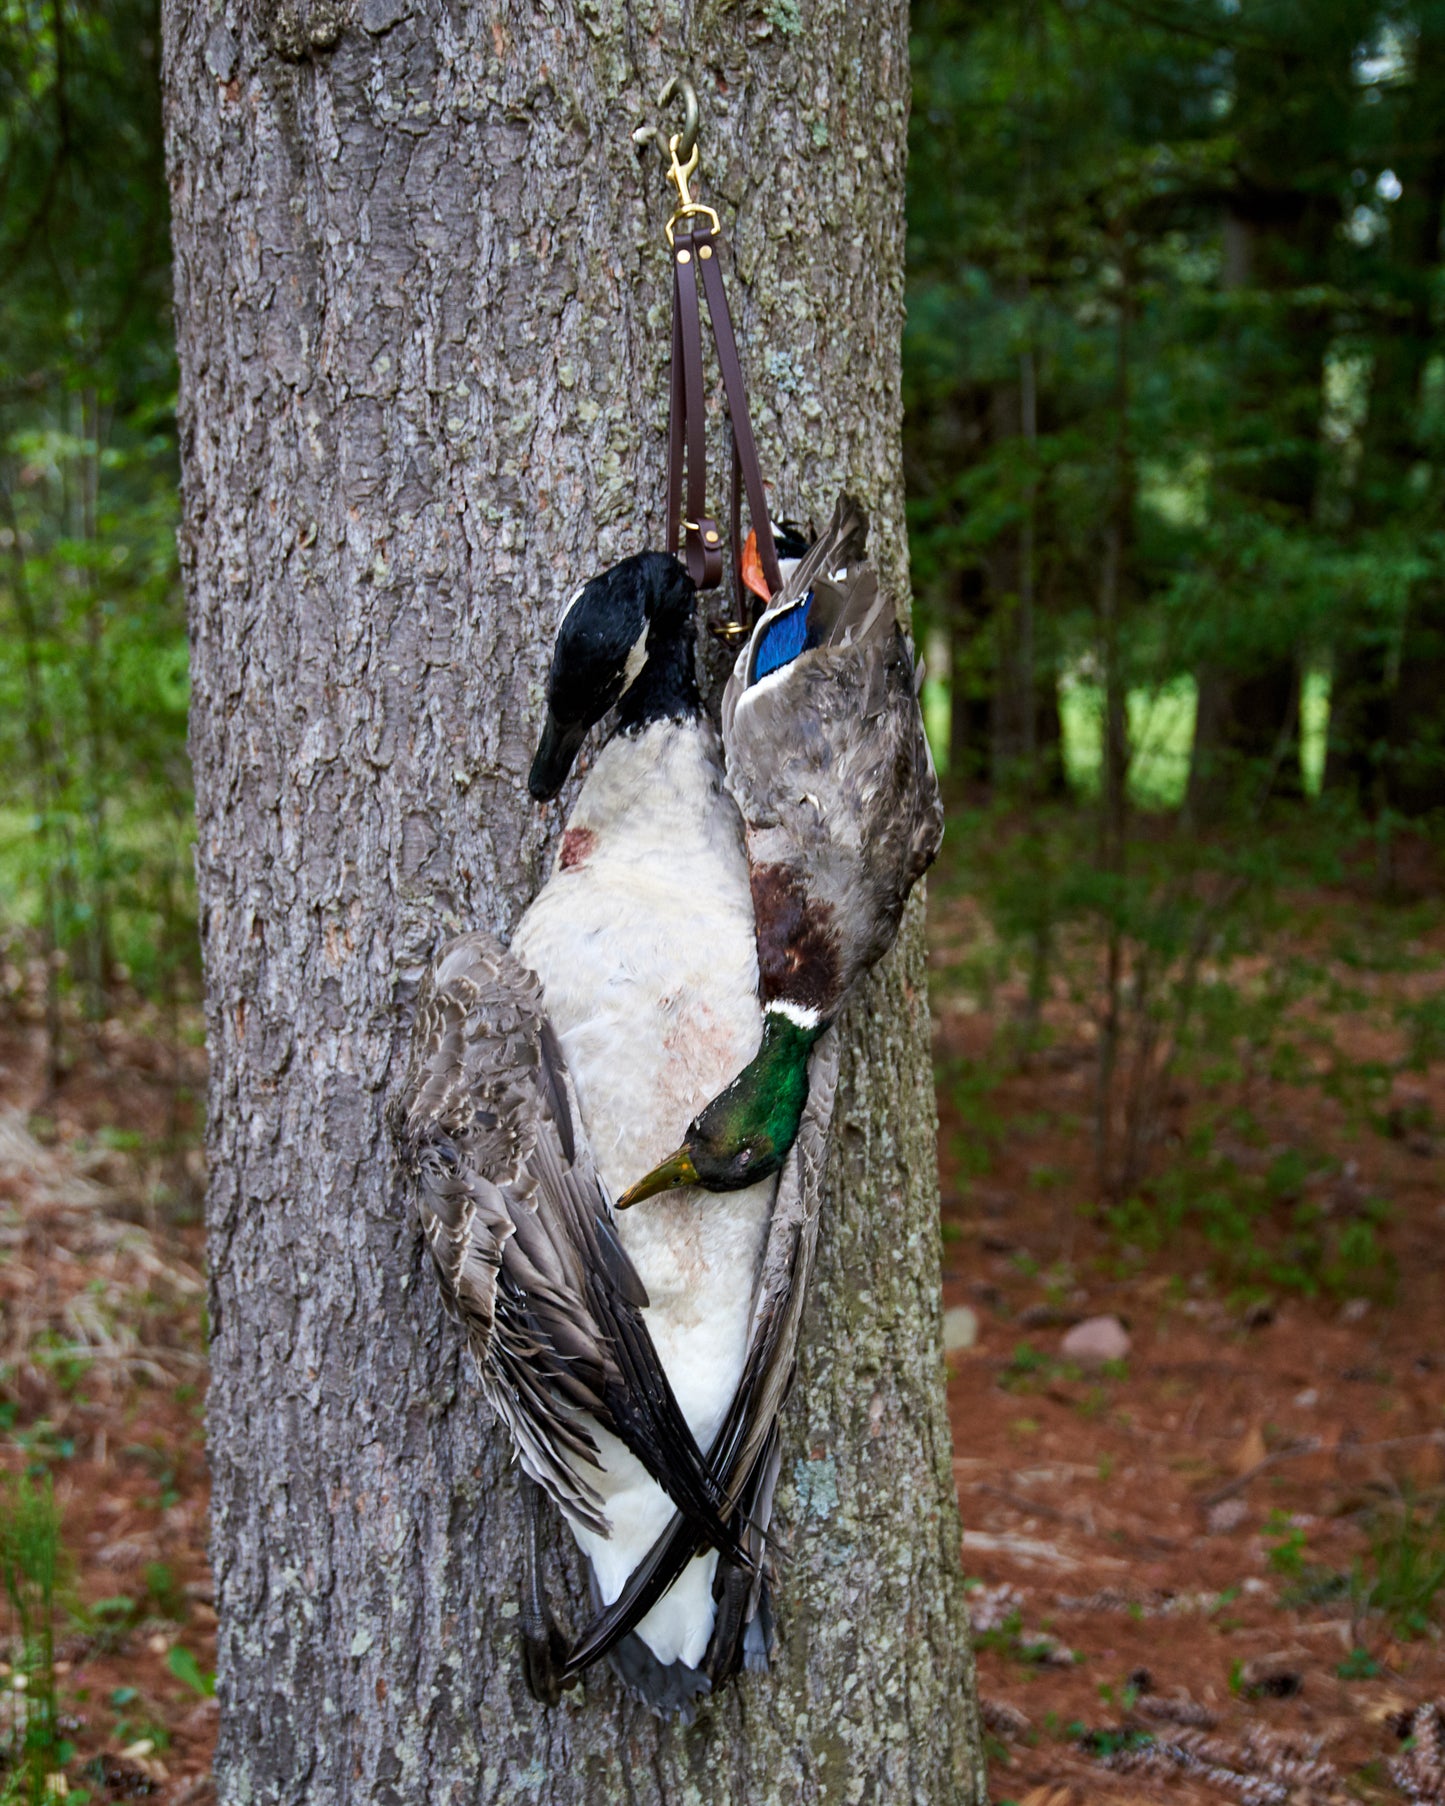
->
[726,620,942,1007]
[563,1032,841,1675]
[392,931,748,1558]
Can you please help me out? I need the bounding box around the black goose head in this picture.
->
[528,552,699,801]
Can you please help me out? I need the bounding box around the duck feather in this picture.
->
[721,494,943,1020]
[563,1029,840,1674]
[392,931,749,1563]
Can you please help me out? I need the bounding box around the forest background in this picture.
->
[3,0,1445,1800]
[8,0,1445,1155]
[7,0,1445,1063]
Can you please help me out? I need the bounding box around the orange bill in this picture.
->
[741,529,772,603]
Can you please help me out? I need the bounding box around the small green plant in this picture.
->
[1097,1676,1143,1713]
[1105,1134,1393,1300]
[999,1343,1051,1392]
[142,1562,187,1623]
[973,1610,1065,1667]
[935,1056,1005,1178]
[1075,1724,1154,1758]
[10,1424,76,1475]
[1400,992,1445,1070]
[1355,1497,1445,1639]
[1335,1646,1381,1680]
[122,1444,181,1512]
[75,1595,138,1656]
[27,1335,92,1401]
[0,1472,83,1804]
[1264,1510,1308,1580]
[166,1646,214,1698]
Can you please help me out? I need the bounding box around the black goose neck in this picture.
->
[615,607,701,733]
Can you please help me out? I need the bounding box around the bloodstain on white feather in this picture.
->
[559,827,596,870]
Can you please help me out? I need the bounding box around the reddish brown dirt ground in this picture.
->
[0,1005,214,1804]
[932,877,1445,1805]
[1,862,1442,1802]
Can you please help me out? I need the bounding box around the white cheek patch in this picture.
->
[619,623,649,694]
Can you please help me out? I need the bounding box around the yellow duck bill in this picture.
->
[616,1148,699,1209]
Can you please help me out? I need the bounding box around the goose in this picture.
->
[398,551,789,1717]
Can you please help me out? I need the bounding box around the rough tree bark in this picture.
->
[162,1,983,1800]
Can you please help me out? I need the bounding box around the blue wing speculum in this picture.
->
[748,592,816,683]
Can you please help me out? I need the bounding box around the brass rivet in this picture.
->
[699,244,713,260]
[705,530,719,544]
[676,249,691,264]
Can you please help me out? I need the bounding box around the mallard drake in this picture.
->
[617,495,944,1210]
[402,550,796,1716]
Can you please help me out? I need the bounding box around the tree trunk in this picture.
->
[1327,7,1445,817]
[1186,6,1354,818]
[948,569,992,791]
[162,4,983,1802]
[984,378,1035,791]
[1185,193,1318,821]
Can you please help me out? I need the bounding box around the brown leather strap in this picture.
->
[694,222,782,601]
[667,226,723,587]
[665,219,780,606]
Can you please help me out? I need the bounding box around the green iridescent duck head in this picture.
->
[616,1007,824,1206]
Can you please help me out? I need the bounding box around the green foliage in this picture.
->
[972,1609,1072,1667]
[1104,1135,1392,1298]
[1355,1497,1445,1638]
[75,1595,137,1656]
[907,0,1445,819]
[1401,992,1445,1070]
[166,1645,214,1698]
[1263,1510,1309,1580]
[930,799,1422,1280]
[0,0,191,1018]
[142,1561,186,1622]
[0,1473,84,1804]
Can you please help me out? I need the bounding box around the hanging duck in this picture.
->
[554,496,944,1686]
[395,550,805,1719]
[390,933,749,1705]
[617,493,944,1210]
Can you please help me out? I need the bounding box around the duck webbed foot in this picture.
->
[518,1477,577,1707]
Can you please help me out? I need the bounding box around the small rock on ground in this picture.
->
[1059,1314,1130,1367]
[943,1305,979,1351]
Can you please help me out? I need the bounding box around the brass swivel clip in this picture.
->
[642,76,721,246]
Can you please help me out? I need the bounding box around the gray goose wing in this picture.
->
[563,1032,841,1675]
[392,931,747,1558]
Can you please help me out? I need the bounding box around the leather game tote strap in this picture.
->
[661,95,783,615]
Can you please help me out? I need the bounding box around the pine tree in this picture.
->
[162,2,984,1798]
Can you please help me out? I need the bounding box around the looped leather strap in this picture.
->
[666,221,782,608]
[667,225,723,588]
